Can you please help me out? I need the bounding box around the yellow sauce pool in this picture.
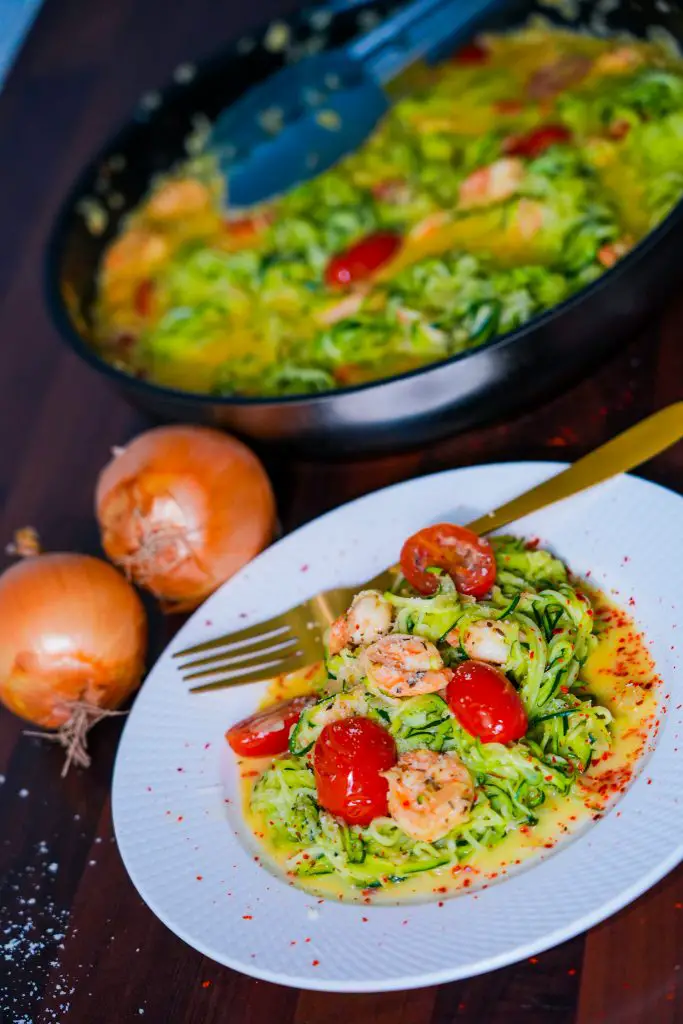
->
[237,590,660,904]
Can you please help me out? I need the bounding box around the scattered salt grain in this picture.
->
[18,789,29,798]
[47,864,58,874]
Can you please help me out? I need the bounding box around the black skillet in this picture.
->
[45,0,683,455]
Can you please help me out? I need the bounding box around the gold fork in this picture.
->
[175,402,683,693]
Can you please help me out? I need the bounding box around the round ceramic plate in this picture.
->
[112,462,683,993]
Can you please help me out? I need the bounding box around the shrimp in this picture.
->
[597,237,633,269]
[327,590,393,656]
[448,619,510,666]
[594,47,644,77]
[145,178,212,221]
[383,749,474,842]
[513,198,546,240]
[317,288,368,326]
[102,228,170,279]
[362,634,451,697]
[458,158,524,210]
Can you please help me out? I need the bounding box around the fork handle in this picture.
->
[364,403,683,591]
[466,403,683,535]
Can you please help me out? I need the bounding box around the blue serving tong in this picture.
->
[211,0,505,207]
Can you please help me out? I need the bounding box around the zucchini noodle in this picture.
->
[251,536,612,888]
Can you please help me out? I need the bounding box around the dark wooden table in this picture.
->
[0,1,682,1021]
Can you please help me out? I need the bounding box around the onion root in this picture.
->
[24,700,128,778]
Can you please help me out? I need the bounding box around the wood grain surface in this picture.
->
[0,1,681,1021]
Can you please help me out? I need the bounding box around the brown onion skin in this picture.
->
[95,425,276,612]
[0,553,147,728]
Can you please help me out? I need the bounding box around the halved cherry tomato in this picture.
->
[226,695,314,757]
[314,717,397,826]
[400,523,497,598]
[503,124,572,159]
[324,231,401,289]
[452,41,489,65]
[134,279,155,317]
[446,661,528,744]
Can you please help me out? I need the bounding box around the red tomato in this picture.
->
[452,41,489,65]
[314,717,397,826]
[324,232,401,289]
[446,661,528,744]
[504,124,572,159]
[400,523,497,598]
[226,695,314,757]
[134,279,155,317]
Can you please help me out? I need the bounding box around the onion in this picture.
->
[0,553,147,774]
[95,425,276,612]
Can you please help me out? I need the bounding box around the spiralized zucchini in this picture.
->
[250,537,612,888]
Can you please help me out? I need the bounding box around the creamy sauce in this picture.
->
[237,590,661,904]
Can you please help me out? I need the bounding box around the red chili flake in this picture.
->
[463,879,472,888]
[438,901,444,907]
[361,916,369,922]
[177,815,184,822]
[529,957,539,964]
[304,937,311,943]
[146,786,152,792]
[177,767,184,773]
[529,651,535,660]
[242,915,252,920]
[567,968,577,977]
[201,980,212,989]
[196,875,203,881]
[312,960,320,967]
[300,564,309,573]
[675,903,683,909]
[204,743,211,750]
[205,620,213,627]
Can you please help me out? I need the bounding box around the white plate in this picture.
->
[112,462,683,993]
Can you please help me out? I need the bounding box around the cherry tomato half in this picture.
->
[314,717,397,826]
[226,695,314,757]
[400,523,497,598]
[452,41,489,65]
[324,231,401,289]
[503,124,572,159]
[446,661,528,744]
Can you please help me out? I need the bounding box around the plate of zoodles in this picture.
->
[112,462,683,992]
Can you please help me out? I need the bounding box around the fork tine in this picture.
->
[179,635,297,672]
[188,652,308,693]
[174,618,289,658]
[183,644,303,682]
